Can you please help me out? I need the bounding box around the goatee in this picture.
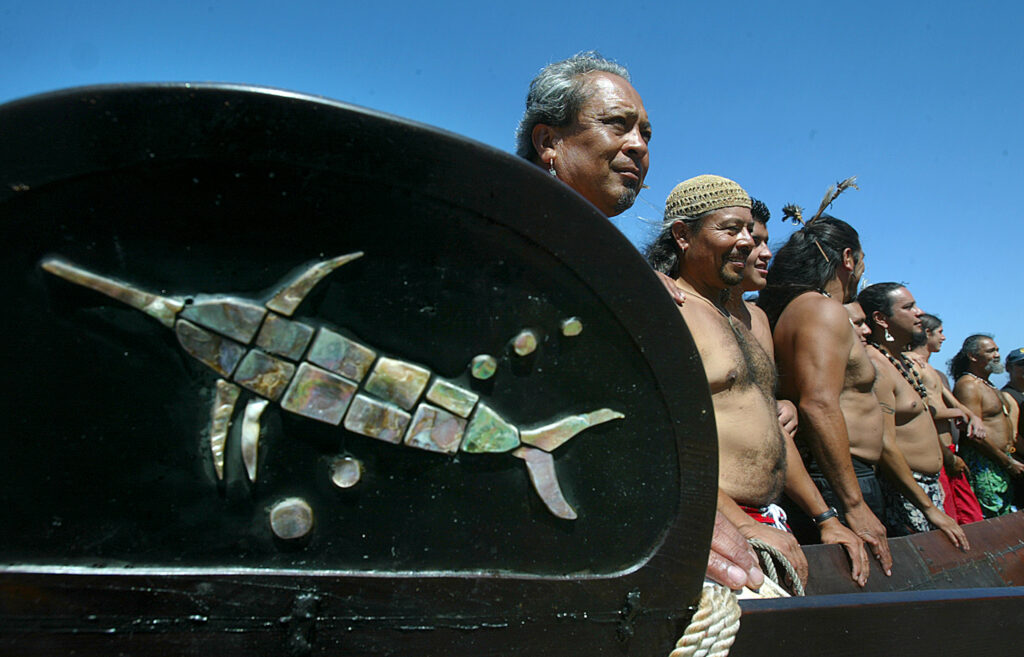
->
[986,360,1006,375]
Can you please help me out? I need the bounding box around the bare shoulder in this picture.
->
[744,301,773,355]
[777,293,849,336]
[866,348,896,389]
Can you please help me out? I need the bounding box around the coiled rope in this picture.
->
[747,538,806,597]
[669,538,805,657]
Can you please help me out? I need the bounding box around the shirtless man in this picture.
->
[645,175,868,587]
[906,314,984,524]
[518,53,763,590]
[857,283,967,547]
[724,198,868,584]
[950,335,1023,517]
[758,215,893,575]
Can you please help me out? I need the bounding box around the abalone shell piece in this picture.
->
[343,394,411,444]
[461,403,520,453]
[255,313,314,360]
[425,379,479,418]
[363,357,430,411]
[241,398,268,483]
[209,379,241,481]
[513,446,577,520]
[269,497,314,540]
[520,408,625,452]
[40,257,184,328]
[175,319,247,378]
[180,296,267,343]
[470,354,497,380]
[265,252,364,317]
[404,403,467,454]
[307,328,377,382]
[280,362,357,425]
[330,456,363,488]
[512,329,538,356]
[560,317,583,337]
[233,350,296,401]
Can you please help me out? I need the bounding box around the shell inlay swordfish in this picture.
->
[41,253,624,520]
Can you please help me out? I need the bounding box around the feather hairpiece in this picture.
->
[779,175,860,264]
[809,176,858,224]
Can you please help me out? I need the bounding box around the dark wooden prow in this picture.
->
[730,512,1024,656]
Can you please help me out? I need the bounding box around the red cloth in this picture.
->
[738,503,792,532]
[940,445,985,525]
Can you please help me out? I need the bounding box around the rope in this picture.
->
[669,584,742,657]
[747,538,805,597]
[668,535,807,657]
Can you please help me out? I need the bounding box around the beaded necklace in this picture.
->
[869,341,929,399]
[964,372,1011,416]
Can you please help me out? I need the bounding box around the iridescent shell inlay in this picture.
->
[425,379,479,418]
[364,357,430,411]
[307,328,377,381]
[176,319,247,377]
[330,457,363,488]
[280,363,357,425]
[462,403,520,453]
[255,313,314,360]
[343,394,411,444]
[241,399,268,482]
[404,404,467,454]
[181,296,267,343]
[41,252,625,522]
[209,380,241,480]
[470,354,497,380]
[233,350,296,401]
[269,497,314,540]
[512,329,538,356]
[560,317,583,337]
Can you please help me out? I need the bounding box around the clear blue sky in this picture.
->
[2,0,1021,384]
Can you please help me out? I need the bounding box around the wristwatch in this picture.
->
[812,506,840,526]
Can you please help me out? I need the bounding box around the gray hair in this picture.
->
[515,51,631,161]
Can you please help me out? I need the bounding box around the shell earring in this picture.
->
[548,157,557,177]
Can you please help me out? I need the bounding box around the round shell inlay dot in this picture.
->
[560,317,583,337]
[269,497,314,540]
[512,330,538,356]
[470,354,497,380]
[330,457,363,488]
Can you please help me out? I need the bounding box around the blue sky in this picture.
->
[2,0,1021,384]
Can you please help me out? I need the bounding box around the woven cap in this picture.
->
[665,175,751,219]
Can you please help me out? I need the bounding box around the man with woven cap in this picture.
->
[758,185,895,575]
[857,283,968,547]
[646,175,870,588]
[950,335,1023,516]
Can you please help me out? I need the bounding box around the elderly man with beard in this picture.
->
[905,314,985,525]
[517,53,763,592]
[950,335,1024,517]
[857,284,967,548]
[758,214,893,575]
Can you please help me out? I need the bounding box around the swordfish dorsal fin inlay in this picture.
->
[41,253,624,522]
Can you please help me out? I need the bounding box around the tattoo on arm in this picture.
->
[879,402,895,415]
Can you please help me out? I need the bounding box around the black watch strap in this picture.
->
[812,506,839,525]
